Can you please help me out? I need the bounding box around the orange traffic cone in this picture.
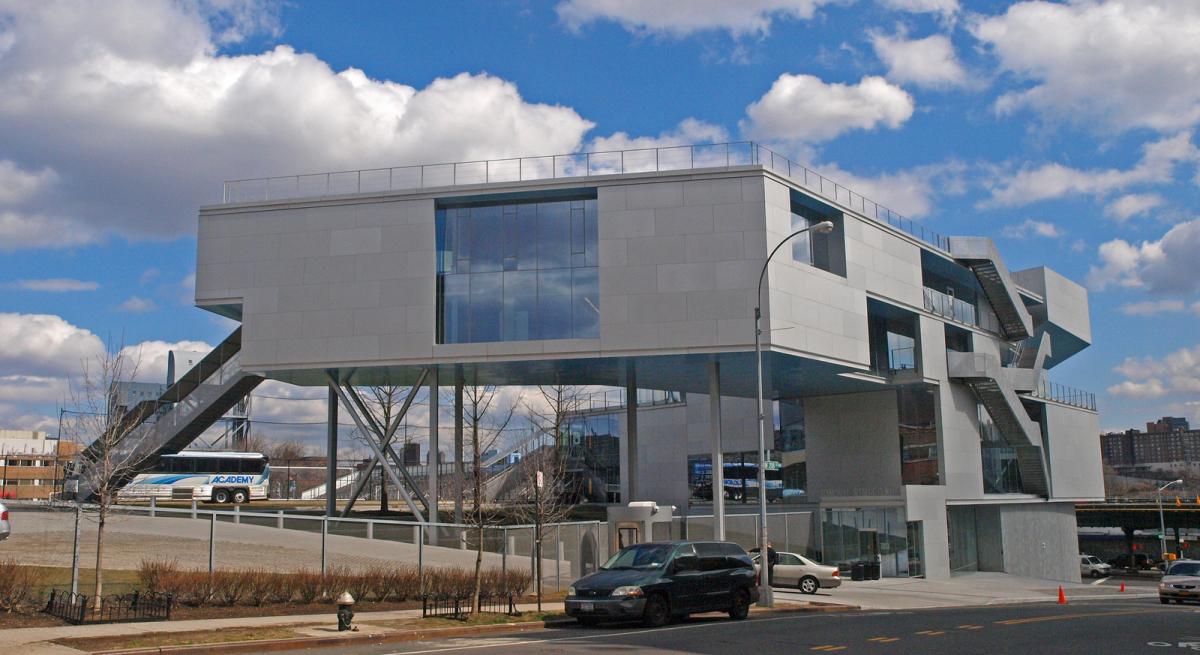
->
[1120,582,1126,592]
[1058,586,1068,604]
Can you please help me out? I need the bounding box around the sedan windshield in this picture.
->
[602,544,674,570]
[1169,562,1200,576]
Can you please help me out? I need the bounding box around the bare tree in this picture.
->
[64,342,150,608]
[463,384,517,612]
[348,385,408,512]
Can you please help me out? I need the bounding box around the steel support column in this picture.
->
[624,361,638,502]
[454,369,464,525]
[708,361,725,540]
[326,381,338,518]
[339,369,430,516]
[326,373,428,524]
[429,367,440,525]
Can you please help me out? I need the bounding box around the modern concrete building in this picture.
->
[84,143,1101,582]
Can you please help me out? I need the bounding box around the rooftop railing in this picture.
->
[1029,379,1098,411]
[221,141,950,251]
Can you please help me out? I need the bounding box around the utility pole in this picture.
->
[535,469,543,612]
[70,503,82,596]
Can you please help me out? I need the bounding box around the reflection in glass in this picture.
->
[437,194,599,343]
[898,385,939,485]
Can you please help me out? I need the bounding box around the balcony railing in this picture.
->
[1029,379,1097,411]
[221,141,950,252]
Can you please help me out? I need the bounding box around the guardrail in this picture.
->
[1029,379,1097,411]
[221,141,949,252]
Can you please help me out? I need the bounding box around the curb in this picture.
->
[88,604,856,655]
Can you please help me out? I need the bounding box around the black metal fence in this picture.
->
[45,589,173,624]
[421,593,517,620]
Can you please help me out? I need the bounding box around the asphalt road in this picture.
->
[302,597,1200,655]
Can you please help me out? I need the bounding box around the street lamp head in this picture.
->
[1175,479,1185,485]
[812,220,835,234]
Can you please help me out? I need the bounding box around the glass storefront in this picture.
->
[820,507,909,577]
[436,193,599,343]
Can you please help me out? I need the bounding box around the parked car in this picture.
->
[0,502,10,541]
[564,541,760,627]
[1109,553,1156,570]
[1080,554,1112,578]
[1159,560,1200,604]
[751,550,842,594]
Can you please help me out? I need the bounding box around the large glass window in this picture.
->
[790,191,846,276]
[979,403,1023,494]
[437,194,599,343]
[898,385,940,485]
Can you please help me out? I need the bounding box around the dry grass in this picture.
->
[53,626,304,651]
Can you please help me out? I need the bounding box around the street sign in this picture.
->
[536,470,544,489]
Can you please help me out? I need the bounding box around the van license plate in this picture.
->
[580,602,594,612]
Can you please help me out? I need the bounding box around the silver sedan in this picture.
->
[753,551,842,594]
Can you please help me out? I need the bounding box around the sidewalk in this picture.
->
[6,604,567,654]
[778,571,1158,610]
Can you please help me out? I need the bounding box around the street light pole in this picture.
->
[1158,478,1183,563]
[753,219,834,608]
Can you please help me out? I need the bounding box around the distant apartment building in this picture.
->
[1101,426,1200,469]
[0,429,81,500]
[1147,416,1190,434]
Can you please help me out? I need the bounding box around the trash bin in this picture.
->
[866,561,881,580]
[850,561,866,581]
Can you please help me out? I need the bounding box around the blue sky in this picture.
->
[1,0,1198,447]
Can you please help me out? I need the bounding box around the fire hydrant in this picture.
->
[336,592,357,632]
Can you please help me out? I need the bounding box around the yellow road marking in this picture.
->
[868,636,898,642]
[959,624,983,630]
[915,629,945,635]
[811,646,846,651]
[996,608,1163,626]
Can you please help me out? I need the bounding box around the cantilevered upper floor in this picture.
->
[196,142,1091,398]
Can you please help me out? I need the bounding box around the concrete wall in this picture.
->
[904,484,950,579]
[999,502,1082,583]
[975,505,1004,572]
[1043,403,1104,500]
[805,390,902,500]
[940,382,986,499]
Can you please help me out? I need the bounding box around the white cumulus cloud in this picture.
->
[0,1,595,249]
[1087,219,1200,293]
[0,313,105,377]
[3,278,99,292]
[1110,344,1200,399]
[1119,300,1186,316]
[1104,193,1165,222]
[556,0,833,37]
[1001,219,1062,239]
[982,131,1199,208]
[869,30,967,89]
[742,74,915,143]
[972,0,1200,133]
[589,118,729,151]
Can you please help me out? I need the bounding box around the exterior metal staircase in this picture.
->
[947,351,1048,496]
[73,328,263,500]
[949,237,1034,341]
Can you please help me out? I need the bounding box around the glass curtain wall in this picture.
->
[979,403,1023,493]
[898,385,940,485]
[562,413,620,503]
[821,507,909,577]
[436,193,599,343]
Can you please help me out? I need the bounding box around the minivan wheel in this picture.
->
[642,594,670,628]
[729,588,750,620]
[799,576,819,595]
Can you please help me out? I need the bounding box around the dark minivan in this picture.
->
[565,540,759,627]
